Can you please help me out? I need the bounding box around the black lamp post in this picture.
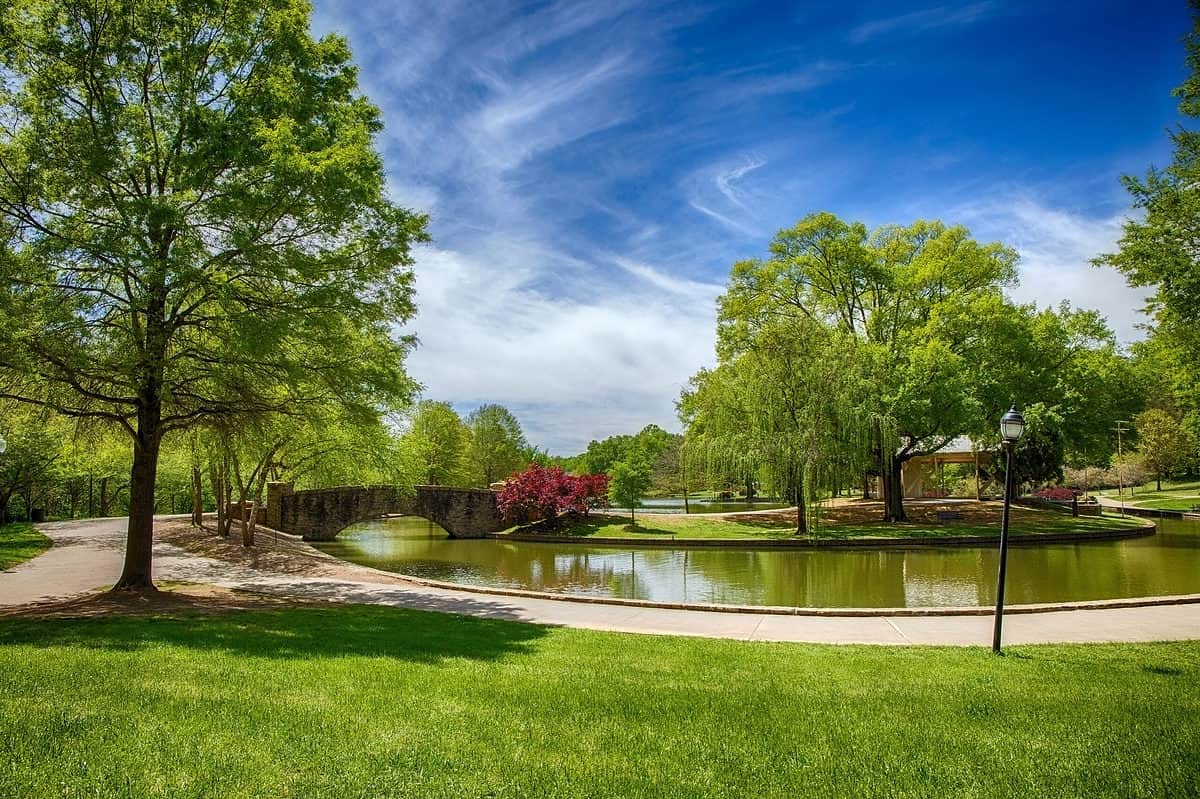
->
[992,405,1026,654]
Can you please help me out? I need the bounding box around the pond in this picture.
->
[313,516,1200,609]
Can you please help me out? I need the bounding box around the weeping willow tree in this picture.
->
[679,314,870,535]
[718,213,1023,522]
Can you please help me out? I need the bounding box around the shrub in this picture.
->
[1035,487,1076,501]
[496,465,610,526]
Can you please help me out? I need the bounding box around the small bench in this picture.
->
[936,510,964,523]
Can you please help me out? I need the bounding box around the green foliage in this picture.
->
[687,211,1134,524]
[466,404,529,487]
[400,401,471,487]
[0,607,1196,797]
[0,0,427,582]
[1097,5,1200,441]
[1135,409,1198,489]
[607,460,651,522]
[0,406,69,522]
[578,424,680,494]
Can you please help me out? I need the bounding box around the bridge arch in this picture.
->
[263,483,505,541]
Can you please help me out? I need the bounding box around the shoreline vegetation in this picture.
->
[502,500,1149,543]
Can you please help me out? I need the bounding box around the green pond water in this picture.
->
[314,516,1200,608]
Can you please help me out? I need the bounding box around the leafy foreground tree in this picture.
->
[1098,3,1200,440]
[0,0,427,589]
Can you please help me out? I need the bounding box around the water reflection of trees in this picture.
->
[332,517,1200,607]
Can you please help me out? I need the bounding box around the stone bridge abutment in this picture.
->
[264,483,505,541]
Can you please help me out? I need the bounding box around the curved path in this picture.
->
[2,517,1197,646]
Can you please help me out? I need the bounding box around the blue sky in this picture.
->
[311,0,1190,455]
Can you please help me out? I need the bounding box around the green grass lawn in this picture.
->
[0,605,1195,798]
[1097,480,1200,512]
[534,511,1146,541]
[0,522,52,570]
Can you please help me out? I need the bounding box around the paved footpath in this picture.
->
[2,517,1198,646]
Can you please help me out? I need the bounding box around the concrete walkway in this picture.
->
[2,517,1198,646]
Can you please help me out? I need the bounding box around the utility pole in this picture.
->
[1114,420,1130,504]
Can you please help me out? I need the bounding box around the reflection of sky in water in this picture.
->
[315,517,1200,608]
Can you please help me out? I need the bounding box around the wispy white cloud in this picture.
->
[953,195,1152,344]
[849,2,993,43]
[310,0,1162,456]
[714,154,767,210]
[612,256,725,304]
[402,246,719,453]
[688,200,762,237]
[468,53,638,172]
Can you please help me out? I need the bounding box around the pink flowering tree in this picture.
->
[496,465,610,527]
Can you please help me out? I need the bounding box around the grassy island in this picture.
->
[507,500,1148,542]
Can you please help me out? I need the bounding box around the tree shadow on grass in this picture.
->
[0,595,551,664]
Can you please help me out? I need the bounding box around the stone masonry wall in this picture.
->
[265,482,503,541]
[413,486,504,539]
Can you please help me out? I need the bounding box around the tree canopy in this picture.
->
[1097,2,1200,440]
[466,404,529,487]
[0,0,427,587]
[686,211,1136,525]
[402,401,471,487]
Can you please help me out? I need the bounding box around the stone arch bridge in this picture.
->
[262,483,505,541]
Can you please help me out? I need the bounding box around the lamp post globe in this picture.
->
[993,404,1025,654]
[1000,406,1026,444]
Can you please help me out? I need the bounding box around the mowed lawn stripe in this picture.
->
[0,604,1196,798]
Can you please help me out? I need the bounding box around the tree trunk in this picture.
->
[794,475,807,535]
[87,472,94,517]
[113,412,163,591]
[208,460,225,536]
[99,477,110,517]
[191,465,203,526]
[222,478,233,536]
[1157,474,1162,492]
[883,455,907,522]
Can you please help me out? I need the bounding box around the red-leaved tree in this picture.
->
[497,465,610,526]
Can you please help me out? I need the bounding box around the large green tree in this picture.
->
[718,213,1021,521]
[1134,409,1197,491]
[1097,3,1200,439]
[705,212,1131,521]
[466,404,529,487]
[402,400,471,487]
[681,311,865,534]
[0,0,426,588]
